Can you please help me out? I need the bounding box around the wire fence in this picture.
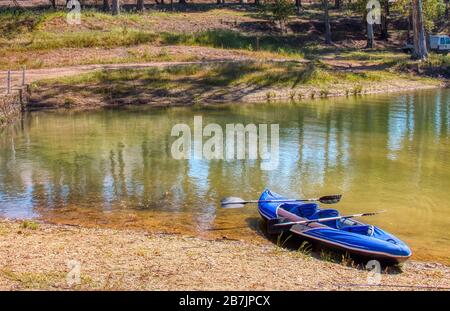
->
[0,68,27,96]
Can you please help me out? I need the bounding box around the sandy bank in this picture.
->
[0,219,449,291]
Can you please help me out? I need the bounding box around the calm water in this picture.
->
[1,89,449,263]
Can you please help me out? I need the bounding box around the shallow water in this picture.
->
[1,89,449,263]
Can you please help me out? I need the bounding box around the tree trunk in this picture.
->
[367,21,374,48]
[446,0,449,18]
[112,0,120,15]
[411,0,428,60]
[103,0,110,11]
[380,0,389,40]
[295,0,302,14]
[136,0,144,11]
[335,0,340,9]
[323,0,332,44]
[407,12,412,43]
[179,0,186,4]
[50,0,56,9]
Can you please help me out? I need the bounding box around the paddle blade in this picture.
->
[319,194,342,204]
[220,197,246,208]
[362,210,386,216]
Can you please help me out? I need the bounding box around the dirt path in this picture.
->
[0,219,449,290]
[0,60,247,87]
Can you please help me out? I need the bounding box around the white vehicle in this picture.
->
[429,35,450,53]
[402,35,450,54]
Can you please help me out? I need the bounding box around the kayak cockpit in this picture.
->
[278,201,374,235]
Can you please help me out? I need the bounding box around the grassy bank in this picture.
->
[0,8,302,69]
[0,219,448,290]
[0,7,448,81]
[29,61,440,109]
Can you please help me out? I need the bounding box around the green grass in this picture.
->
[319,250,341,263]
[31,60,427,111]
[275,233,293,250]
[35,61,396,93]
[0,9,45,39]
[21,220,39,230]
[337,50,408,62]
[160,30,305,58]
[424,53,450,69]
[33,58,421,105]
[297,241,313,256]
[1,268,65,289]
[6,27,305,60]
[0,8,304,59]
[25,29,159,50]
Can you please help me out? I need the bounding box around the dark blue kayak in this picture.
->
[258,189,412,263]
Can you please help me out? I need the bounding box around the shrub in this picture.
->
[263,0,296,34]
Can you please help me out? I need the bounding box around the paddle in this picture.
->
[268,211,384,234]
[220,195,342,209]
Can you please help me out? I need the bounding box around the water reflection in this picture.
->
[0,89,450,262]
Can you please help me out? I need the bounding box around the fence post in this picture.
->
[19,88,23,111]
[22,67,26,86]
[7,70,11,94]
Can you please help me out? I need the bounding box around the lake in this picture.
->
[0,89,449,263]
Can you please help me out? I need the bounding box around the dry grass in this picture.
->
[0,219,449,290]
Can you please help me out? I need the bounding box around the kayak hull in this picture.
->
[258,189,412,264]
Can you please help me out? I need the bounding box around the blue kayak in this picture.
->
[258,189,412,263]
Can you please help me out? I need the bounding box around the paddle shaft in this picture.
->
[274,212,379,227]
[224,198,321,205]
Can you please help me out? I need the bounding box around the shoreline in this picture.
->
[0,218,449,290]
[26,62,445,111]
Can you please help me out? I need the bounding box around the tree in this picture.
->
[367,19,374,48]
[295,0,301,14]
[103,0,110,12]
[335,0,341,9]
[264,0,295,34]
[323,0,332,44]
[446,0,449,17]
[393,0,446,33]
[49,0,56,9]
[137,0,144,11]
[411,0,428,60]
[380,0,389,40]
[112,0,120,15]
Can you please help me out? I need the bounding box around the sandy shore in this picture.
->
[0,218,449,291]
